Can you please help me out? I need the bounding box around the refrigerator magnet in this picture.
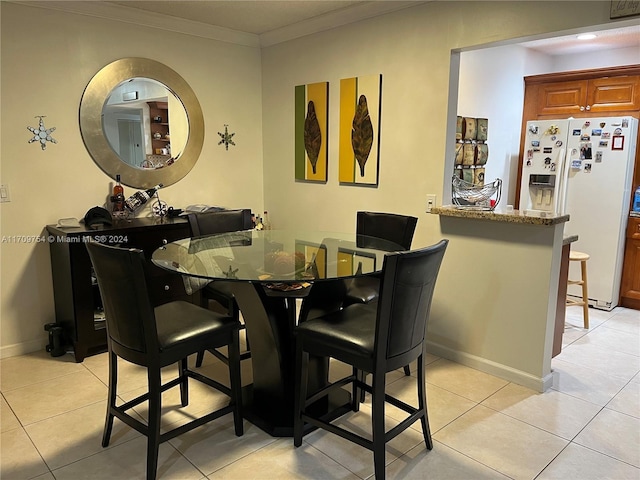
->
[584,163,592,173]
[614,128,623,135]
[592,129,602,136]
[531,140,540,147]
[571,159,582,169]
[612,135,624,150]
[555,140,563,147]
[602,132,611,139]
[595,151,603,163]
[599,140,609,147]
[572,129,581,135]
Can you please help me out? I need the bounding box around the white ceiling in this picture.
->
[14,1,640,52]
[109,0,374,35]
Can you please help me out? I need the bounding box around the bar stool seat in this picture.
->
[566,250,589,329]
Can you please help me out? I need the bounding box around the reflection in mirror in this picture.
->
[103,78,188,170]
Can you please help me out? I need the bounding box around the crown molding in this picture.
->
[258,1,426,48]
[11,1,427,49]
[10,1,261,48]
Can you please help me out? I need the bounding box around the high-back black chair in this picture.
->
[299,211,418,377]
[293,240,448,480]
[345,211,418,306]
[86,242,243,480]
[187,209,253,367]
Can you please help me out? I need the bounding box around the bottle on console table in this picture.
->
[263,211,271,230]
[124,183,163,213]
[110,174,125,215]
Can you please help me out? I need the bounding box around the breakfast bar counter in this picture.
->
[426,206,570,392]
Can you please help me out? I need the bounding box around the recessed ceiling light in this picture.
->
[577,34,597,40]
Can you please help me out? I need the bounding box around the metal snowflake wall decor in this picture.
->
[27,116,57,150]
[217,124,236,150]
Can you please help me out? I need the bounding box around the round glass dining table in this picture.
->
[152,229,403,436]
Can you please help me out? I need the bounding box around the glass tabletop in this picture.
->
[151,229,403,283]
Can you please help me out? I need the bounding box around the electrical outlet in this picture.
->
[426,194,436,212]
[0,184,10,203]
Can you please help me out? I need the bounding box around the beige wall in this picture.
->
[259,1,622,388]
[0,1,627,384]
[0,2,264,356]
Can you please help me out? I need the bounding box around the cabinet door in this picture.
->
[536,80,587,116]
[620,218,640,309]
[587,76,640,113]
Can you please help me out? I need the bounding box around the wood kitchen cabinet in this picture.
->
[620,217,640,310]
[534,75,640,117]
[47,217,193,362]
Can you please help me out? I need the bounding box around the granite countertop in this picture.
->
[563,234,578,245]
[430,206,570,226]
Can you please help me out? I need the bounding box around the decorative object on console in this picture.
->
[339,74,381,186]
[295,82,328,182]
[218,124,236,150]
[151,199,169,217]
[27,116,57,150]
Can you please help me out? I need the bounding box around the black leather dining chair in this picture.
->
[187,209,253,368]
[299,211,418,377]
[86,241,243,480]
[293,240,448,480]
[344,211,418,306]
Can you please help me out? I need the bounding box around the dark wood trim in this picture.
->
[524,64,640,86]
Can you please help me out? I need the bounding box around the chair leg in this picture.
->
[179,358,189,407]
[102,351,118,447]
[371,371,386,480]
[416,355,433,450]
[146,368,162,480]
[359,371,368,403]
[580,260,589,329]
[403,364,411,376]
[227,330,244,437]
[194,350,206,368]
[352,366,361,412]
[293,343,308,447]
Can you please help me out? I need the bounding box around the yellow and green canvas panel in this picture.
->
[339,74,382,186]
[295,82,328,182]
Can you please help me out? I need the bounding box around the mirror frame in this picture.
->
[80,58,204,188]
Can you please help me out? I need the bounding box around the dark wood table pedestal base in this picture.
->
[231,282,352,437]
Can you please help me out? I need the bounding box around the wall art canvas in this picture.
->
[339,74,382,186]
[295,82,328,182]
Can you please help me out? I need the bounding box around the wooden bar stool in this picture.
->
[566,251,589,329]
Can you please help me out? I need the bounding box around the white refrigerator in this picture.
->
[520,116,638,310]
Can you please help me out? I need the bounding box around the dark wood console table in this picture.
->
[47,217,192,362]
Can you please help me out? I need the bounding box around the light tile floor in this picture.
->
[1,306,638,479]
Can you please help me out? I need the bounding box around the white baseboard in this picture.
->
[0,339,48,359]
[425,341,553,393]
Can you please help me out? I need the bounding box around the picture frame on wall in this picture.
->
[610,1,640,19]
[295,82,329,182]
[339,74,382,186]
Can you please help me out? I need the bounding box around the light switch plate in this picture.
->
[426,194,436,212]
[0,184,10,203]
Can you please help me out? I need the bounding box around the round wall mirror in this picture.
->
[80,58,204,188]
